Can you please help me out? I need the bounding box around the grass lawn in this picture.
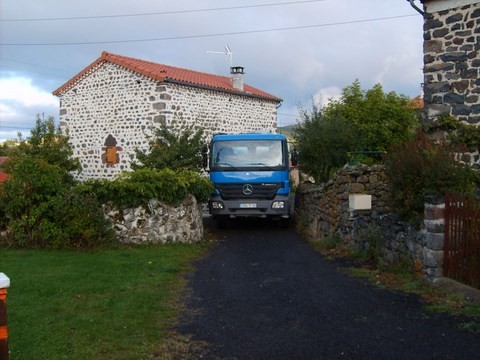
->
[1,244,207,359]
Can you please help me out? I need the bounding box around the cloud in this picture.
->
[0,77,58,108]
[313,86,342,108]
[0,0,424,136]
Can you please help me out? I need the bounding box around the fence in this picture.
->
[444,192,480,289]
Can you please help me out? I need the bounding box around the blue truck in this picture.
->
[204,132,297,227]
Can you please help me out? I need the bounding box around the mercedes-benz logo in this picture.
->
[242,184,254,196]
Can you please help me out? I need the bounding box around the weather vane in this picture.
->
[206,45,233,67]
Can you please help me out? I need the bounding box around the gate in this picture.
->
[444,191,480,289]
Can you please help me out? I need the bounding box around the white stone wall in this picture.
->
[103,195,204,244]
[58,62,279,181]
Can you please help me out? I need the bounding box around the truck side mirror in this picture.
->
[202,145,209,169]
[291,147,298,167]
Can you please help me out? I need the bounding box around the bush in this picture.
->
[384,131,478,226]
[77,168,214,209]
[0,156,114,248]
[133,122,206,173]
[0,117,113,248]
[294,103,360,183]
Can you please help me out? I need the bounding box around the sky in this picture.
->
[0,0,425,142]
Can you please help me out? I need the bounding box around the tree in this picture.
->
[0,115,112,248]
[7,115,81,175]
[323,80,420,151]
[133,122,206,173]
[294,102,360,183]
[294,81,420,183]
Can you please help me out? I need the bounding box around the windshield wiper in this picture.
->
[245,162,278,170]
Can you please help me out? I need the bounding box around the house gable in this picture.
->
[54,52,282,181]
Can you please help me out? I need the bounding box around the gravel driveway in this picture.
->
[177,219,480,359]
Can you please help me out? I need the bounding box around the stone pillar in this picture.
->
[0,273,10,360]
[422,196,445,280]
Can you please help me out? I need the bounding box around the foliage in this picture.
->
[323,80,420,151]
[133,122,206,173]
[0,155,114,248]
[294,102,360,183]
[0,115,113,248]
[294,81,420,183]
[77,168,214,209]
[4,115,80,176]
[384,131,478,226]
[437,114,480,150]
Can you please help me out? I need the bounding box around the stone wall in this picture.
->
[103,194,204,244]
[295,165,446,281]
[422,1,480,167]
[423,1,480,127]
[58,62,279,181]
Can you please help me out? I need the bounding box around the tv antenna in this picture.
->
[207,45,233,67]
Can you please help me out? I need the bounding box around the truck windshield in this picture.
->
[211,139,286,170]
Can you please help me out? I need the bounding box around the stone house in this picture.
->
[420,0,480,128]
[53,51,282,181]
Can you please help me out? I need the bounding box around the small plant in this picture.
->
[384,130,478,226]
[355,224,384,266]
[77,168,214,210]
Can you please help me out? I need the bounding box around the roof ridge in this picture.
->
[53,51,281,102]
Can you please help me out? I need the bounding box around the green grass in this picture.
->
[1,244,207,359]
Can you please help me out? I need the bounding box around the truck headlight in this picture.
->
[211,201,224,209]
[272,201,285,209]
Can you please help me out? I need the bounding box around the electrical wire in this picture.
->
[0,14,416,46]
[0,0,327,22]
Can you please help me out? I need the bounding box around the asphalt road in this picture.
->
[177,219,480,359]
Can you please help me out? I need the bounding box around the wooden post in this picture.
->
[0,273,10,360]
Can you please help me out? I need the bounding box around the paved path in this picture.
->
[178,220,480,359]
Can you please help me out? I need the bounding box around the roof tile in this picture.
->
[53,51,281,102]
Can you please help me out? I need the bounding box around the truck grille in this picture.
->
[216,183,282,200]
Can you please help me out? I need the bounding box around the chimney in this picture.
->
[230,66,244,91]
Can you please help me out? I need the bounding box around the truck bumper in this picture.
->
[208,195,291,218]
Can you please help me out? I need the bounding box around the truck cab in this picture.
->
[205,132,296,226]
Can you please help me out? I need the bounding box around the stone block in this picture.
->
[424,219,445,233]
[424,39,443,53]
[424,18,444,31]
[452,104,471,116]
[423,248,444,268]
[440,52,468,62]
[446,13,463,24]
[444,93,465,104]
[349,183,365,193]
[426,232,445,251]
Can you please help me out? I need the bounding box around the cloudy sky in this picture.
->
[0,0,425,142]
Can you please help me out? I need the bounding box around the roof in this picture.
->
[53,51,282,102]
[407,96,424,109]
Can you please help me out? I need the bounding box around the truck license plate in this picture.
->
[240,203,257,209]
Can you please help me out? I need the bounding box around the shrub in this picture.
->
[0,117,113,248]
[384,131,478,226]
[294,103,360,183]
[0,155,114,248]
[133,122,206,173]
[77,168,214,209]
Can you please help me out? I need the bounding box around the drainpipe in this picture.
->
[407,0,425,16]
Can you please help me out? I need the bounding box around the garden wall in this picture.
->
[103,194,204,244]
[295,165,444,280]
